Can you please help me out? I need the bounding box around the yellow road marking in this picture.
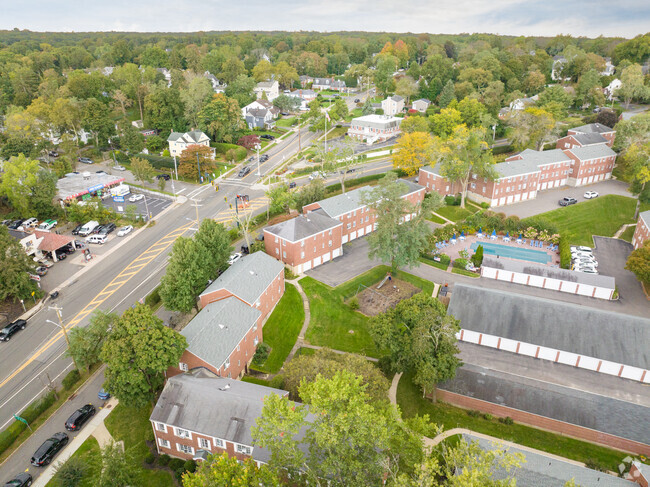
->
[0,220,195,391]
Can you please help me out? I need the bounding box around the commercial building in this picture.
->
[348,114,402,144]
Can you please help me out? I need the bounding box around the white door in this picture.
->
[366,225,372,233]
[514,194,521,202]
[350,231,357,240]
[521,193,528,201]
[342,235,348,244]
[561,179,567,186]
[529,191,537,199]
[588,176,594,184]
[333,248,341,258]
[541,182,547,190]
[313,256,322,267]
[554,180,561,188]
[357,228,364,236]
[499,197,506,206]
[506,195,514,204]
[322,252,331,263]
[302,260,312,271]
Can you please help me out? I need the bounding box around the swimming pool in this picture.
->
[470,241,551,264]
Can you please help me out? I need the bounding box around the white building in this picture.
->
[254,80,279,101]
[381,95,404,116]
[167,130,213,158]
[348,114,402,145]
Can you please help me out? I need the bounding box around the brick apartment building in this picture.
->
[632,210,650,250]
[265,180,425,273]
[567,123,615,147]
[556,132,608,150]
[563,144,617,186]
[167,252,285,380]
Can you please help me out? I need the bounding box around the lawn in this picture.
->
[436,205,475,222]
[252,283,305,374]
[535,195,637,246]
[428,213,448,225]
[301,266,435,357]
[320,126,348,140]
[104,404,175,486]
[45,437,102,487]
[452,268,480,278]
[397,372,628,473]
[419,255,449,271]
[276,117,297,127]
[619,225,636,243]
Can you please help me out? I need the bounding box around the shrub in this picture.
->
[175,468,186,482]
[453,258,469,270]
[144,452,155,464]
[444,195,459,206]
[269,374,285,390]
[22,391,56,424]
[157,454,171,466]
[213,143,247,161]
[483,413,493,420]
[252,343,271,366]
[0,422,26,457]
[585,459,606,472]
[145,287,161,309]
[480,202,490,209]
[168,458,185,471]
[466,410,480,418]
[237,135,261,150]
[53,455,87,485]
[62,369,81,390]
[558,235,571,269]
[184,459,197,473]
[498,416,514,425]
[349,296,359,310]
[471,245,484,267]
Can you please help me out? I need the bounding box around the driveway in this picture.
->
[498,179,632,218]
[305,238,381,287]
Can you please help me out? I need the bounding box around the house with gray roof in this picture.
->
[557,131,608,150]
[348,114,402,144]
[412,98,431,113]
[167,130,214,158]
[564,143,617,186]
[381,95,405,116]
[312,77,346,92]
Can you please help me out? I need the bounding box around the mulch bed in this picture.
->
[357,278,420,316]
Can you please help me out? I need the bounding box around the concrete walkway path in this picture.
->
[614,223,635,239]
[431,211,453,224]
[283,278,311,366]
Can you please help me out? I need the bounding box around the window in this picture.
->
[275,248,279,255]
[347,223,351,229]
[482,187,486,193]
[282,251,286,258]
[254,337,259,346]
[238,360,241,367]
[300,251,305,259]
[198,437,210,449]
[329,240,332,247]
[175,428,191,439]
[177,444,194,455]
[253,322,258,332]
[214,438,225,448]
[224,359,230,370]
[301,240,305,247]
[155,422,167,433]
[365,216,369,222]
[353,221,356,227]
[329,229,332,236]
[158,438,170,449]
[274,237,278,243]
[237,344,240,352]
[470,183,476,189]
[236,444,252,455]
[313,247,316,253]
[179,362,188,372]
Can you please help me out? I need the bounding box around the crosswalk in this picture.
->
[219,178,253,187]
[213,196,268,224]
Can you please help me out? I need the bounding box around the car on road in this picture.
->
[129,193,144,202]
[86,234,108,245]
[354,98,360,103]
[71,224,84,235]
[3,472,32,487]
[35,266,48,276]
[583,191,599,199]
[260,154,269,162]
[113,165,126,171]
[78,157,93,164]
[98,389,111,400]
[98,222,116,235]
[238,166,251,177]
[558,197,577,206]
[0,319,27,341]
[95,170,107,175]
[228,253,242,265]
[571,246,592,253]
[65,404,96,431]
[156,174,171,180]
[37,219,57,230]
[288,181,297,189]
[30,432,68,467]
[117,225,133,237]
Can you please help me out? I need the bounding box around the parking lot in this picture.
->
[101,193,173,219]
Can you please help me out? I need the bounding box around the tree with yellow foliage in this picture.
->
[392,131,439,176]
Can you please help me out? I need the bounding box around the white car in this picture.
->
[227,253,242,265]
[571,250,593,258]
[113,165,126,171]
[583,191,599,199]
[574,258,598,268]
[129,194,144,202]
[86,234,108,244]
[117,225,133,237]
[571,246,592,253]
[576,266,598,274]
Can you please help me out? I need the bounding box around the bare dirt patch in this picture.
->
[356,278,420,316]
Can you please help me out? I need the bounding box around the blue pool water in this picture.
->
[470,241,551,264]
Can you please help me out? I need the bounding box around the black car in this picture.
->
[241,245,250,255]
[238,166,251,177]
[62,244,76,255]
[65,404,96,431]
[7,220,24,230]
[30,432,68,467]
[92,224,105,234]
[3,472,32,487]
[260,134,275,140]
[156,174,171,180]
[54,250,67,260]
[98,223,116,235]
[288,181,297,189]
[1,219,11,226]
[354,98,360,103]
[0,319,27,341]
[71,224,84,235]
[260,154,269,162]
[558,197,578,206]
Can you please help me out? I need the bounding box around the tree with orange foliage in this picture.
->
[178,144,217,181]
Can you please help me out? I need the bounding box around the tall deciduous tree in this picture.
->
[180,76,214,130]
[266,184,295,215]
[617,64,649,109]
[182,453,280,487]
[100,304,186,407]
[625,240,650,285]
[178,144,217,181]
[0,154,57,218]
[400,116,430,134]
[98,441,139,487]
[623,141,650,194]
[0,225,38,302]
[82,98,115,147]
[430,107,463,138]
[198,93,244,143]
[437,125,497,208]
[371,293,461,399]
[395,76,419,104]
[67,310,117,374]
[507,107,556,151]
[393,131,439,176]
[112,63,158,121]
[144,84,185,133]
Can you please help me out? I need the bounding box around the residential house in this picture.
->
[567,123,615,147]
[601,57,616,76]
[167,252,285,380]
[312,77,346,92]
[563,144,617,186]
[348,114,402,144]
[241,99,280,129]
[411,98,431,113]
[156,68,172,88]
[551,55,569,81]
[418,163,463,196]
[151,368,290,463]
[629,461,649,486]
[381,95,405,116]
[167,130,214,158]
[505,149,572,191]
[604,79,622,101]
[499,95,538,119]
[289,89,317,110]
[203,71,226,93]
[254,80,279,101]
[299,75,314,88]
[632,210,650,250]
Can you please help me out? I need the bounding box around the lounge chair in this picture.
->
[503,236,510,242]
[530,240,534,247]
[521,239,526,245]
[450,238,457,245]
[459,235,466,241]
[516,237,522,244]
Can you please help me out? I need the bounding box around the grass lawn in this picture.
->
[104,404,175,487]
[397,372,628,472]
[436,205,475,222]
[419,256,449,271]
[535,195,637,246]
[252,283,304,374]
[428,213,448,224]
[301,266,435,357]
[452,268,480,278]
[242,376,273,387]
[276,117,297,127]
[320,126,348,140]
[45,437,102,487]
[619,225,636,243]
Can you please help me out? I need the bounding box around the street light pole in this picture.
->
[48,306,79,372]
[196,152,202,183]
[173,155,179,180]
[255,143,261,176]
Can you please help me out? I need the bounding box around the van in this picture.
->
[110,184,130,197]
[78,220,99,236]
[85,234,107,244]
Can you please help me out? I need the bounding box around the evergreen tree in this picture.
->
[438,80,456,108]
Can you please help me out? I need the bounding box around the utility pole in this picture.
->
[255,143,261,176]
[196,152,202,183]
[173,155,179,180]
[48,306,79,372]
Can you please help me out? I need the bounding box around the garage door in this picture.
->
[342,235,348,244]
[498,197,506,206]
[313,256,321,267]
[366,225,372,233]
[540,182,547,191]
[506,195,514,204]
[357,228,364,237]
[555,180,561,188]
[302,261,312,272]
[588,176,594,184]
[350,231,357,240]
[521,193,528,201]
[322,252,331,263]
[561,179,567,186]
[514,194,521,202]
[333,248,341,258]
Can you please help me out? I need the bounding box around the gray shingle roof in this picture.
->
[182,297,261,369]
[200,251,284,305]
[571,132,608,146]
[565,144,617,161]
[448,284,650,369]
[496,149,571,178]
[388,95,404,102]
[150,369,288,463]
[569,122,614,134]
[167,130,208,143]
[264,211,341,242]
[413,98,431,104]
[462,433,633,486]
[640,210,650,228]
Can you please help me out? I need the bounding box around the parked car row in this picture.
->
[570,246,598,274]
[1,218,57,232]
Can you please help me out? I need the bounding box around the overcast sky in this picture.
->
[2,0,649,38]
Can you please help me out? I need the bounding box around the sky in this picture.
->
[1,0,649,38]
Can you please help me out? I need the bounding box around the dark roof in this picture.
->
[264,211,341,242]
[448,284,650,369]
[150,369,289,463]
[182,297,261,369]
[387,95,404,102]
[570,132,608,146]
[200,251,284,305]
[569,123,614,134]
[413,98,431,104]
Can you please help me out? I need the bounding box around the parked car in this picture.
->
[156,174,171,180]
[1,219,11,226]
[571,246,592,253]
[98,389,111,400]
[578,267,599,274]
[71,224,84,235]
[3,472,32,487]
[0,319,27,341]
[241,245,249,255]
[37,219,57,231]
[52,250,67,260]
[35,258,54,268]
[113,165,126,171]
[35,266,48,276]
[228,253,242,265]
[583,191,599,199]
[73,240,86,249]
[30,432,68,467]
[129,193,144,202]
[20,218,39,229]
[48,150,59,158]
[238,166,251,177]
[91,224,105,234]
[117,225,133,237]
[95,170,107,175]
[260,134,275,140]
[65,404,96,431]
[86,234,108,245]
[288,181,297,189]
[98,222,116,235]
[354,98,360,103]
[78,157,93,164]
[558,197,577,206]
[7,220,24,230]
[574,258,598,267]
[62,244,76,255]
[309,171,326,180]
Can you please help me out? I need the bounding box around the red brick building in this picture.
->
[563,144,617,187]
[556,132,608,150]
[418,163,462,196]
[632,210,650,250]
[167,252,285,380]
[567,123,615,147]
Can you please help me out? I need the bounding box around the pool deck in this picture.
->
[436,234,561,267]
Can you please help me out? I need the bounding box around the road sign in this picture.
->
[113,195,125,202]
[13,414,31,430]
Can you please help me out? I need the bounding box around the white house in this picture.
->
[412,99,431,113]
[600,58,616,77]
[156,68,172,88]
[551,56,570,81]
[605,79,622,101]
[348,114,402,144]
[241,99,280,119]
[167,130,214,158]
[312,78,346,92]
[203,71,226,93]
[381,95,404,116]
[254,80,279,101]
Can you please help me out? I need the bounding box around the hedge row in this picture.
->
[558,235,571,269]
[212,143,247,162]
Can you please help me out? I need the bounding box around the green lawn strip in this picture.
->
[465,200,484,212]
[640,201,650,213]
[535,195,637,246]
[419,256,449,271]
[276,117,296,128]
[318,126,348,140]
[104,404,175,486]
[452,268,480,278]
[45,437,102,487]
[436,205,474,222]
[427,214,447,224]
[252,284,305,374]
[396,372,627,472]
[295,347,317,357]
[619,225,636,243]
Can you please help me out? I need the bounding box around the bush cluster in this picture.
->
[252,343,271,366]
[0,390,57,456]
[62,369,81,390]
[558,235,572,269]
[145,286,162,308]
